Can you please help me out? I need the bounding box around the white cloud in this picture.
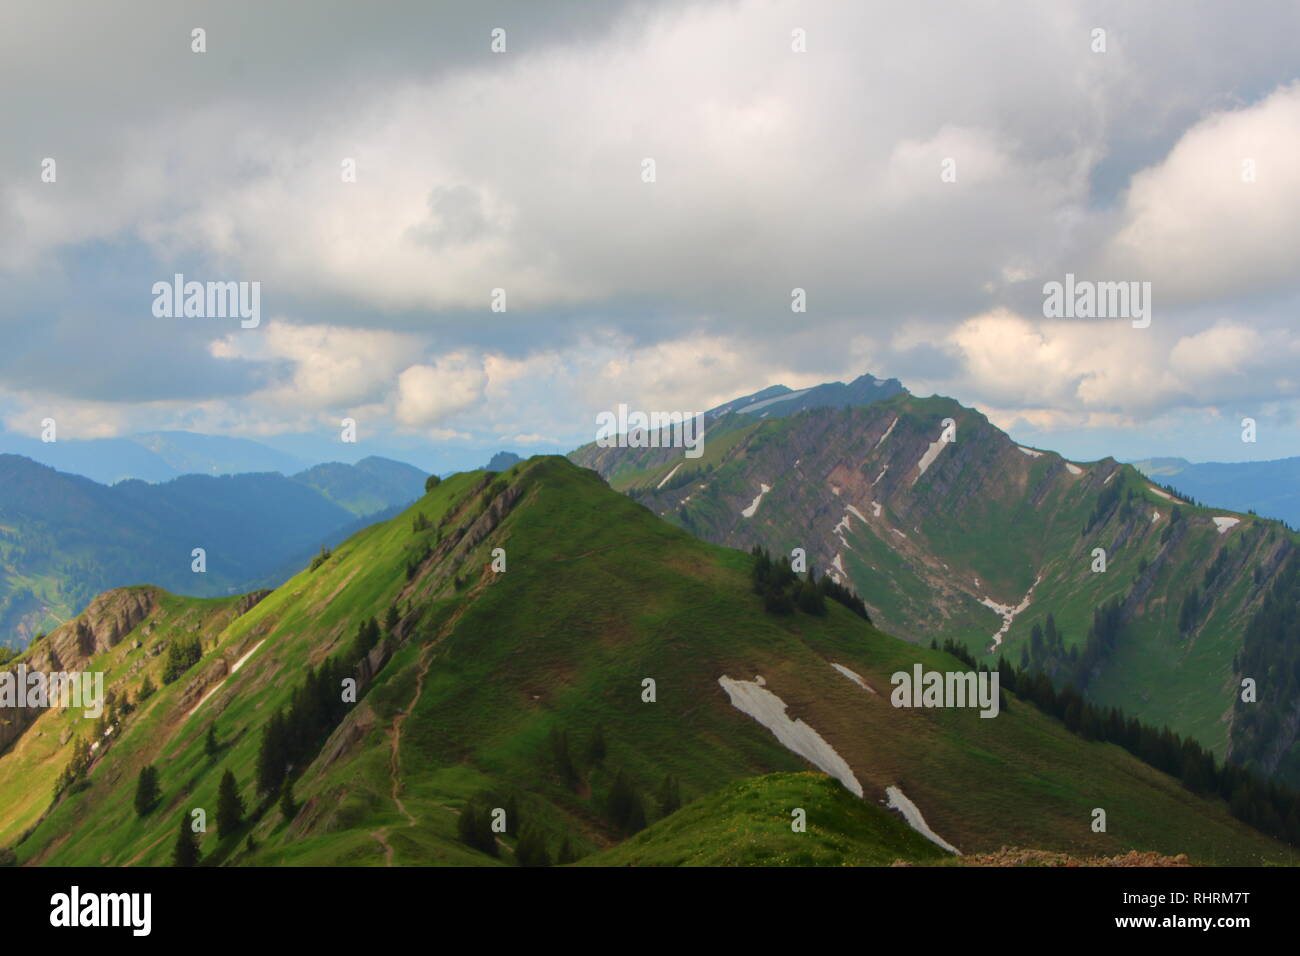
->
[1104,82,1300,303]
[394,355,488,428]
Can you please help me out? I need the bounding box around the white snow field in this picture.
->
[655,463,682,489]
[717,676,863,797]
[886,786,960,854]
[741,482,772,518]
[830,662,877,694]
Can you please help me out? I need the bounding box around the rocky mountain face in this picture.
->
[571,390,1298,772]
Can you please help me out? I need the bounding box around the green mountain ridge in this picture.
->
[2,456,1292,867]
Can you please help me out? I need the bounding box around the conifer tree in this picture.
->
[586,724,607,767]
[204,723,219,758]
[133,765,161,816]
[172,814,200,867]
[256,710,288,795]
[656,774,682,817]
[555,836,578,865]
[607,772,647,834]
[216,770,245,839]
[514,827,551,867]
[280,778,298,821]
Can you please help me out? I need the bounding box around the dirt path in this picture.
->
[124,829,171,866]
[369,645,436,864]
[369,828,395,866]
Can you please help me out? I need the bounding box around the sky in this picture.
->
[2,0,1299,472]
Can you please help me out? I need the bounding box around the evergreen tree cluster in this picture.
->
[352,616,381,660]
[1018,601,1124,693]
[309,545,332,572]
[749,546,870,621]
[1082,480,1123,535]
[255,655,355,796]
[53,736,91,798]
[161,636,202,684]
[456,801,499,857]
[1231,551,1300,786]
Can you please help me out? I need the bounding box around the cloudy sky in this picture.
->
[2,0,1298,471]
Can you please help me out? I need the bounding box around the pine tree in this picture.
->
[172,814,200,867]
[384,604,400,634]
[586,724,607,767]
[457,803,479,849]
[133,765,161,816]
[550,729,579,789]
[256,710,287,795]
[137,674,156,703]
[457,803,498,857]
[204,723,219,758]
[514,827,551,867]
[279,778,298,821]
[607,772,647,834]
[656,774,682,817]
[216,770,245,839]
[555,836,578,865]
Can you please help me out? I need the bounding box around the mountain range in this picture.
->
[1133,456,1300,530]
[2,456,1293,866]
[0,455,427,648]
[0,431,309,486]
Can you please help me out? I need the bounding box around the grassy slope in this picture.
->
[584,772,948,866]
[4,457,1294,866]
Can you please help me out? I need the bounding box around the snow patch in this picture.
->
[1213,516,1241,534]
[892,528,908,538]
[875,417,899,448]
[1017,446,1043,458]
[1065,462,1083,476]
[741,483,772,518]
[873,465,889,485]
[655,463,682,490]
[885,786,960,854]
[1148,485,1173,500]
[1151,509,1161,523]
[188,640,266,719]
[717,676,863,797]
[831,662,877,695]
[738,388,813,414]
[832,552,845,575]
[845,505,869,523]
[871,501,882,518]
[980,577,1042,650]
[913,439,948,483]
